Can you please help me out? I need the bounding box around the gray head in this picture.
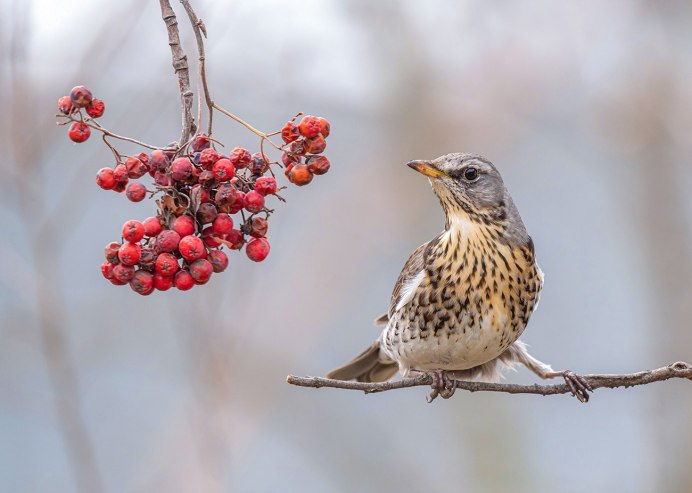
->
[407,153,530,245]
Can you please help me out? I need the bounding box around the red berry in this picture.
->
[118,242,142,266]
[139,247,157,269]
[68,122,90,143]
[126,182,147,202]
[142,217,163,237]
[86,98,105,118]
[215,183,240,208]
[122,220,145,242]
[212,158,235,181]
[303,135,326,154]
[290,164,313,186]
[249,216,269,238]
[154,170,172,187]
[174,270,195,290]
[289,139,306,156]
[58,96,74,115]
[281,121,301,143]
[228,193,245,214]
[246,237,270,262]
[104,241,121,263]
[226,229,245,250]
[317,117,330,137]
[153,273,174,291]
[189,258,213,284]
[125,156,148,179]
[307,155,330,175]
[113,164,129,192]
[170,157,193,182]
[243,190,265,213]
[199,148,221,169]
[212,214,234,235]
[172,215,196,237]
[96,167,115,190]
[70,85,92,108]
[196,202,218,224]
[298,115,321,138]
[249,153,270,176]
[130,270,154,296]
[191,132,210,152]
[282,152,301,167]
[199,170,215,187]
[150,149,169,171]
[202,226,222,248]
[155,252,179,276]
[190,185,212,205]
[229,147,252,169]
[155,229,181,253]
[101,261,115,280]
[208,250,229,273]
[254,176,277,196]
[112,264,135,283]
[178,235,206,261]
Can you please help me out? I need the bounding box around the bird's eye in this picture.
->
[463,167,479,181]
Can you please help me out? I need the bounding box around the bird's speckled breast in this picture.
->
[383,220,543,374]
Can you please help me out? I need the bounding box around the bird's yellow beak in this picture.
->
[407,160,447,178]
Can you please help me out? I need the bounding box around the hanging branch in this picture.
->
[287,361,692,401]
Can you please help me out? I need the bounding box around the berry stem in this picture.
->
[212,102,283,151]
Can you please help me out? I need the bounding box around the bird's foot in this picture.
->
[561,370,593,403]
[426,370,457,403]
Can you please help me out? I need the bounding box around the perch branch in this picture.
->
[287,361,692,399]
[159,0,196,146]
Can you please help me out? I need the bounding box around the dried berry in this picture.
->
[290,164,313,186]
[125,156,148,179]
[70,85,93,108]
[170,157,193,182]
[307,155,330,175]
[229,147,252,169]
[68,122,91,143]
[189,258,213,284]
[281,121,301,143]
[254,176,277,196]
[248,216,269,238]
[130,270,154,296]
[126,182,147,202]
[303,135,326,154]
[155,229,181,253]
[58,96,74,115]
[208,250,229,273]
[86,99,105,118]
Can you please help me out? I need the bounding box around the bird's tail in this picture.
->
[326,341,398,383]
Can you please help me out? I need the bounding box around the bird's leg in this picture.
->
[425,370,457,403]
[520,353,593,403]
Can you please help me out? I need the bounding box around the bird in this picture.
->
[326,153,592,402]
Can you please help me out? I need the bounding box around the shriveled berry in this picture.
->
[130,270,154,296]
[153,273,174,291]
[155,252,179,276]
[281,121,301,143]
[213,158,235,181]
[212,214,234,235]
[173,215,196,237]
[58,96,74,115]
[199,170,215,187]
[246,237,270,262]
[86,99,105,118]
[282,152,301,167]
[68,122,91,143]
[96,167,115,190]
[298,115,321,138]
[303,135,326,154]
[228,191,245,214]
[254,176,277,196]
[208,250,229,273]
[104,241,121,263]
[118,242,141,266]
[307,155,330,175]
[113,264,135,283]
[191,184,212,203]
[249,153,269,176]
[143,216,163,237]
[150,149,169,171]
[155,229,181,253]
[101,261,115,280]
[289,139,306,156]
[196,202,218,224]
[317,117,330,137]
[229,147,251,169]
[202,226,221,248]
[191,132,211,152]
[113,164,129,192]
[122,220,145,242]
[170,157,193,182]
[139,247,157,269]
[215,183,239,208]
[126,182,147,202]
[249,216,268,238]
[178,235,206,261]
[199,148,221,169]
[290,164,313,186]
[70,85,92,108]
[243,190,265,213]
[125,156,148,179]
[189,258,213,284]
[154,170,172,187]
[226,229,245,250]
[174,270,195,291]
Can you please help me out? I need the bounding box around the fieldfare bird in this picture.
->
[327,153,591,402]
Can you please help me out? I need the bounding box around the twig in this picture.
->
[287,361,692,399]
[212,102,283,150]
[159,0,196,146]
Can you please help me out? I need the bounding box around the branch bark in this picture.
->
[287,361,692,399]
[159,0,196,146]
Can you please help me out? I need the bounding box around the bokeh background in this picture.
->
[2,1,692,492]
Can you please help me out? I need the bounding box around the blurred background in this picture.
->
[1,0,691,492]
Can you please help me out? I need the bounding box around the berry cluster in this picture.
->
[57,85,332,295]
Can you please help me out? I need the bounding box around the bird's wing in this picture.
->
[388,240,430,316]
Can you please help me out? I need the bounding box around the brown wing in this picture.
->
[387,241,430,316]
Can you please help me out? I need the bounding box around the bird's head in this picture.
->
[408,153,529,242]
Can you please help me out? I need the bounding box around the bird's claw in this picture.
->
[563,370,593,403]
[426,370,457,403]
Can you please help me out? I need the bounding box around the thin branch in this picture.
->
[57,115,175,152]
[159,0,196,146]
[212,102,283,150]
[287,361,692,399]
